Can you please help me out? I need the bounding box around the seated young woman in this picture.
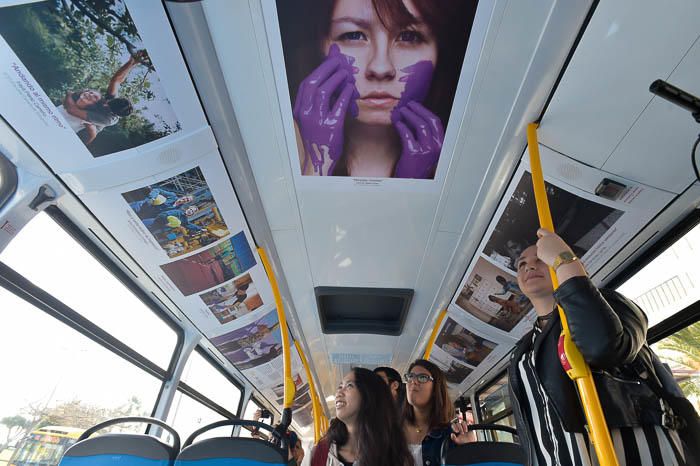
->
[310,367,413,466]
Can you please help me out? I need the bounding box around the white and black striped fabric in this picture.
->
[515,326,687,466]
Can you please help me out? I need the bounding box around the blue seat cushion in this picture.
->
[61,433,176,466]
[175,437,286,466]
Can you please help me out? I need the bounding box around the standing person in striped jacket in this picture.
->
[508,228,698,466]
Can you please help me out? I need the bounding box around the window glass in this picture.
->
[617,223,700,326]
[240,399,264,439]
[0,212,177,368]
[0,286,161,460]
[651,321,700,414]
[180,351,241,416]
[166,391,232,442]
[477,374,511,423]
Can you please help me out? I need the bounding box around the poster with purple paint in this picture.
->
[275,0,479,180]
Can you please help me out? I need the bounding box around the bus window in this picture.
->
[0,287,161,464]
[650,321,700,414]
[166,389,230,442]
[179,350,242,416]
[617,223,700,326]
[0,212,176,368]
[166,349,242,442]
[239,399,264,439]
[476,373,516,442]
[615,222,700,412]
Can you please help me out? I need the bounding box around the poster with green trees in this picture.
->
[0,0,180,157]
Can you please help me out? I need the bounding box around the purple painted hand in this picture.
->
[392,101,445,179]
[293,44,359,176]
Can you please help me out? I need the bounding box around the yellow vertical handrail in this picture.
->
[527,123,619,466]
[423,308,448,360]
[294,340,322,443]
[258,248,296,409]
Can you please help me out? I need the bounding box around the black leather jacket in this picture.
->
[508,276,674,465]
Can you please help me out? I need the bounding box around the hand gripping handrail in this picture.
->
[258,247,295,433]
[423,308,447,360]
[527,123,619,466]
[294,339,322,443]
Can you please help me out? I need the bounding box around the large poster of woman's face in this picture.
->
[0,0,180,157]
[483,171,624,273]
[276,0,478,179]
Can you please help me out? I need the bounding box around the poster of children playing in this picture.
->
[122,166,229,259]
[0,0,180,157]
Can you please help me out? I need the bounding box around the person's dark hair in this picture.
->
[277,0,477,129]
[238,283,250,292]
[323,367,412,466]
[403,359,452,429]
[107,97,133,117]
[374,366,407,413]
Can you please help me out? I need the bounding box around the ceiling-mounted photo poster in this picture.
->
[199,274,263,324]
[455,256,532,332]
[0,0,205,173]
[160,231,256,296]
[448,146,676,348]
[266,0,490,190]
[211,309,284,371]
[483,171,624,275]
[122,167,230,259]
[77,152,275,340]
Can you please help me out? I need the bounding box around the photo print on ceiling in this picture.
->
[122,167,230,259]
[211,310,284,371]
[455,257,532,332]
[276,0,478,179]
[483,171,624,273]
[199,273,263,324]
[434,317,497,367]
[160,231,256,296]
[0,0,180,157]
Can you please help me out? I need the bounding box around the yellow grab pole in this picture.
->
[527,123,619,466]
[294,340,321,443]
[423,309,448,360]
[258,248,296,409]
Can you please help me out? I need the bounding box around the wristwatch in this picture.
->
[552,251,578,271]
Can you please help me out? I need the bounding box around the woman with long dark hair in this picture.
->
[310,367,413,465]
[403,359,474,466]
[277,0,477,179]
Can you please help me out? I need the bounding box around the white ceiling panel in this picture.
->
[601,37,700,194]
[201,0,298,232]
[299,190,438,287]
[539,0,700,167]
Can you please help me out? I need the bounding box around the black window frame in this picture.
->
[0,206,185,419]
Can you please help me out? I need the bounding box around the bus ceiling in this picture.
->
[0,0,698,431]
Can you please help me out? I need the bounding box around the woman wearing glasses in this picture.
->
[310,367,413,465]
[403,359,474,466]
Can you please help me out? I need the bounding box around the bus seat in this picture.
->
[175,419,287,466]
[442,424,525,466]
[59,417,180,466]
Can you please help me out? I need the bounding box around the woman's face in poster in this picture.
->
[322,0,438,126]
[76,89,102,107]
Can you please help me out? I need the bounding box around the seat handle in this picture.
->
[183,419,284,449]
[78,416,180,452]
